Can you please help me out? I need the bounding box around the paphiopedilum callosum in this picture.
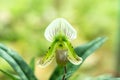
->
[38,18,83,68]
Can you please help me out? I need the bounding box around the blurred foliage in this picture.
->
[0,44,37,80]
[0,0,118,80]
[0,37,107,80]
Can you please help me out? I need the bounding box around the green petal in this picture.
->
[67,53,83,65]
[38,53,55,68]
[38,41,57,68]
[64,41,82,65]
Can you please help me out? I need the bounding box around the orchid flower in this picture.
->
[38,18,83,68]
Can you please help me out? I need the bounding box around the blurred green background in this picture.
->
[0,0,118,80]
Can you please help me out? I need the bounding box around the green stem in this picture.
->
[62,66,67,80]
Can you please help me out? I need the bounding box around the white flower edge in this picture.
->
[37,55,54,68]
[44,18,77,42]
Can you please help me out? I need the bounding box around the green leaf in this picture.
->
[0,69,20,80]
[29,57,35,72]
[0,49,28,80]
[93,74,120,80]
[50,37,107,80]
[0,44,37,80]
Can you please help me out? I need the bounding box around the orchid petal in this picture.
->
[64,41,82,65]
[44,18,77,42]
[38,41,57,68]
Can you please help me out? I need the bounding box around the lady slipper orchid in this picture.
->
[38,18,82,68]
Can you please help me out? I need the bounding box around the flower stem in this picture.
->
[62,65,67,80]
